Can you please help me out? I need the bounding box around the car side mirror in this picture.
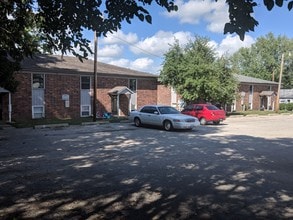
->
[154,111,159,115]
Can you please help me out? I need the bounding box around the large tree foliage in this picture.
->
[224,0,292,40]
[0,0,178,92]
[230,33,293,88]
[1,0,292,91]
[160,36,237,105]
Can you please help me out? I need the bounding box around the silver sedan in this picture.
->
[129,105,200,131]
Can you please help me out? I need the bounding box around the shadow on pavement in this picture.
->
[0,125,292,219]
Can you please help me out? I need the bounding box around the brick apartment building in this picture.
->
[0,55,171,122]
[0,55,278,122]
[232,74,278,111]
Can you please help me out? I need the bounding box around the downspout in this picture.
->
[117,94,120,116]
[8,92,11,123]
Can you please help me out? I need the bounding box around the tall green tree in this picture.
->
[160,36,237,105]
[230,33,293,88]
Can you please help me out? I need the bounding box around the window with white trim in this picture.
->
[32,74,44,89]
[32,74,45,119]
[129,79,137,92]
[81,76,91,89]
[81,105,90,116]
[32,105,44,118]
[249,85,253,109]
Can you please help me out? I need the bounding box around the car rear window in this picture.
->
[158,106,180,114]
[206,105,219,110]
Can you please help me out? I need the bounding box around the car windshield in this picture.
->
[206,105,219,110]
[158,106,180,114]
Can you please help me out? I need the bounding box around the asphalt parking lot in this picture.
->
[0,115,292,219]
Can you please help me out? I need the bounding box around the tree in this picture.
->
[1,0,292,91]
[223,0,293,40]
[0,0,178,91]
[230,33,293,88]
[160,36,237,105]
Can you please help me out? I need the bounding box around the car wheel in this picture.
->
[134,117,141,127]
[163,120,173,131]
[213,121,220,125]
[200,118,207,125]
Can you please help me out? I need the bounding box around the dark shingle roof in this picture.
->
[20,54,157,78]
[234,74,278,85]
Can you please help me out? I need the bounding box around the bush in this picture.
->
[280,103,293,111]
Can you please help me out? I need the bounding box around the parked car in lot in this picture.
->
[181,104,226,125]
[129,105,200,131]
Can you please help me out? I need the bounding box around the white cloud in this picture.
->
[98,44,123,57]
[205,1,229,33]
[130,58,154,71]
[165,0,229,33]
[166,0,211,24]
[102,30,138,45]
[215,35,255,56]
[108,57,156,73]
[108,58,130,67]
[130,30,193,56]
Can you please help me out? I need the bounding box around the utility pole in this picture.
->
[275,53,284,112]
[93,31,98,121]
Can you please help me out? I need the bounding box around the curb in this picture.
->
[34,123,69,129]
[81,121,110,126]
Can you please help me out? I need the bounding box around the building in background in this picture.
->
[231,74,278,112]
[280,89,293,104]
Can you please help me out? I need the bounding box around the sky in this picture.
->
[82,0,292,75]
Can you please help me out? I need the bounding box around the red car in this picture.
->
[181,104,226,125]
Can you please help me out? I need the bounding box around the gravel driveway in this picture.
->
[0,115,292,219]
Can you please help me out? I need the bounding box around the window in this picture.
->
[206,105,219,110]
[81,76,91,89]
[32,74,45,119]
[32,74,44,89]
[249,85,253,95]
[32,106,44,118]
[249,85,253,109]
[81,105,90,117]
[184,105,193,111]
[141,106,157,114]
[158,106,179,114]
[129,79,137,92]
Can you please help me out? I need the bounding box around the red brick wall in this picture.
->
[96,76,159,116]
[157,84,172,105]
[96,76,128,115]
[136,78,157,109]
[6,73,32,120]
[5,72,159,121]
[45,74,81,119]
[1,93,10,121]
[119,94,130,116]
